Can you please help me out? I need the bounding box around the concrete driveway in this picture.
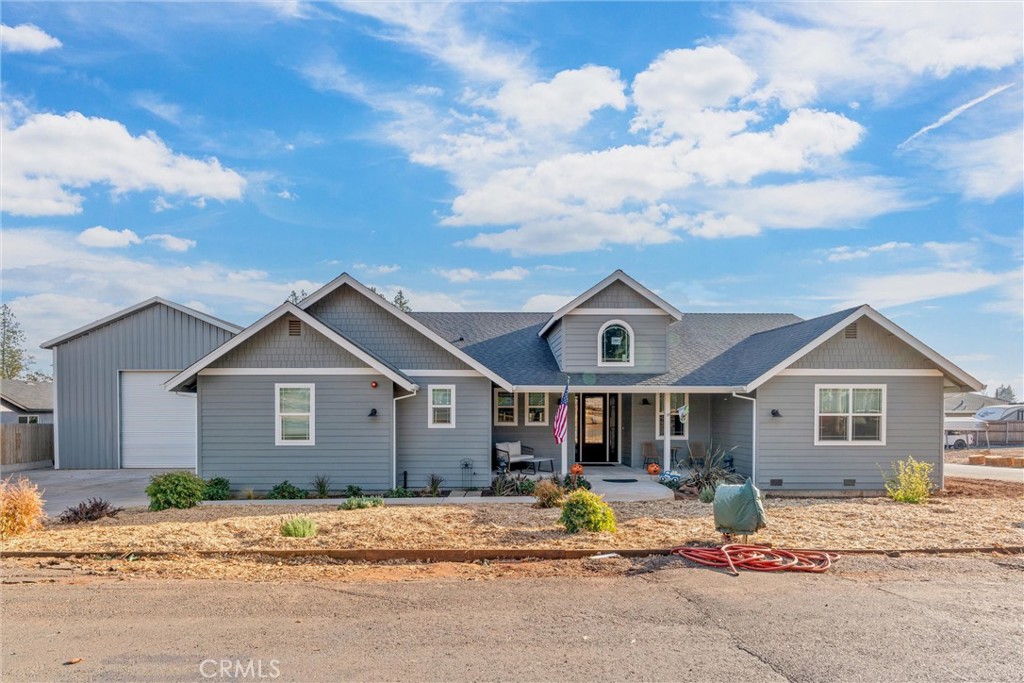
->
[7,469,173,515]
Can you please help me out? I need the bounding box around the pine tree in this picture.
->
[392,289,411,312]
[287,289,308,304]
[0,305,29,380]
[994,384,1017,403]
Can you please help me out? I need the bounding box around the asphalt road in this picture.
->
[2,555,1022,683]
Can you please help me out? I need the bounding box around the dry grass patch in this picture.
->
[4,489,1022,554]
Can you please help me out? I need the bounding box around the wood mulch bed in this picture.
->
[5,478,1020,555]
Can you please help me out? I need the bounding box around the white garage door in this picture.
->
[120,371,197,468]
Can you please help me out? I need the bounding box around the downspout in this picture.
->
[731,392,756,484]
[393,389,418,489]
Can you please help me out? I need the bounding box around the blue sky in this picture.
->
[2,2,1022,394]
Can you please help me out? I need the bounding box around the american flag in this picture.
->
[553,381,569,445]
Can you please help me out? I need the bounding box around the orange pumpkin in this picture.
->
[570,463,584,476]
[647,463,661,476]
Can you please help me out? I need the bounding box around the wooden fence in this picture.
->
[1,424,54,470]
[979,420,1024,446]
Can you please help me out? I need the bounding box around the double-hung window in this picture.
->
[275,384,314,445]
[526,392,548,426]
[429,385,456,428]
[17,415,40,424]
[494,389,517,426]
[815,385,886,445]
[655,393,687,439]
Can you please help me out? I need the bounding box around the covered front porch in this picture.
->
[491,388,755,479]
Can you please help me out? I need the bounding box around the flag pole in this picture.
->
[561,376,569,476]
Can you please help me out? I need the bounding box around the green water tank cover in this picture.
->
[713,479,768,535]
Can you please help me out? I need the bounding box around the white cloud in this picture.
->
[277,189,296,200]
[0,23,61,53]
[484,66,627,134]
[934,129,1024,201]
[1,107,246,217]
[826,241,912,262]
[133,91,188,127]
[685,213,761,239]
[145,234,196,252]
[834,269,1015,309]
[898,83,1014,149]
[521,293,574,312]
[434,266,529,283]
[354,263,401,275]
[77,226,141,248]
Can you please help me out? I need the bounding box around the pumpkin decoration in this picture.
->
[647,463,661,476]
[570,463,585,476]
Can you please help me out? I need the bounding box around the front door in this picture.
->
[581,395,618,464]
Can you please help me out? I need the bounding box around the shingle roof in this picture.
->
[408,310,859,388]
[0,379,54,411]
[945,392,1004,414]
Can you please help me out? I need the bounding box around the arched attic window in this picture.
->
[598,320,634,367]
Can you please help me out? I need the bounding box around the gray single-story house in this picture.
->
[0,379,54,424]
[42,270,983,494]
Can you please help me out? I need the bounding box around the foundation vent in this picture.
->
[770,478,783,487]
[288,319,302,336]
[843,478,856,487]
[844,322,858,339]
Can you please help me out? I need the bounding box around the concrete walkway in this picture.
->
[8,469,168,515]
[946,463,1024,483]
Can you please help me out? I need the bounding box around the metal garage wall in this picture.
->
[52,303,235,469]
[120,371,197,468]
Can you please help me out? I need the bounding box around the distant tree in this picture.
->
[994,384,1017,402]
[287,289,308,305]
[23,369,52,383]
[392,289,411,312]
[0,304,30,380]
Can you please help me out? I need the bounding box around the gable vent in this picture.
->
[844,322,858,339]
[288,319,302,336]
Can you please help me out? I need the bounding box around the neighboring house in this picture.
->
[944,392,1005,418]
[0,379,54,424]
[43,271,983,494]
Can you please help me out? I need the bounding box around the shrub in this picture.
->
[561,474,592,492]
[559,489,616,534]
[0,476,45,539]
[684,442,743,492]
[338,496,384,510]
[698,486,716,504]
[384,487,415,498]
[533,479,563,508]
[280,516,317,538]
[266,481,308,500]
[204,477,232,501]
[424,473,445,497]
[514,476,536,495]
[344,484,363,498]
[146,471,206,511]
[491,474,517,497]
[59,498,123,524]
[884,456,934,504]
[311,475,332,499]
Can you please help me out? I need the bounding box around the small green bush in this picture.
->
[311,475,332,499]
[59,498,124,524]
[384,487,414,498]
[533,479,563,508]
[266,481,308,500]
[344,484,363,498]
[515,476,536,495]
[424,473,445,497]
[280,516,317,538]
[698,485,716,504]
[338,496,384,510]
[558,489,617,534]
[884,456,934,504]
[146,471,206,511]
[561,474,592,492]
[204,477,232,501]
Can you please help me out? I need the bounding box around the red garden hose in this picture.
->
[671,544,840,576]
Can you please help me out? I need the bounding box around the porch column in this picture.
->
[663,391,671,471]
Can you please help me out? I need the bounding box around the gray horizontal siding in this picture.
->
[578,280,654,309]
[756,375,943,491]
[792,318,937,370]
[211,316,367,368]
[54,303,235,469]
[396,376,492,489]
[307,285,469,370]
[546,322,564,370]
[710,394,753,478]
[562,315,670,373]
[198,374,392,491]
[628,393,711,470]
[493,392,564,465]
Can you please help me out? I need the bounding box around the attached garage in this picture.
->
[120,371,197,468]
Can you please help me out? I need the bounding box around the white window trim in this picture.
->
[17,415,41,424]
[428,384,456,429]
[597,319,635,367]
[525,392,549,426]
[655,392,688,440]
[275,383,315,446]
[814,384,887,446]
[493,388,518,426]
